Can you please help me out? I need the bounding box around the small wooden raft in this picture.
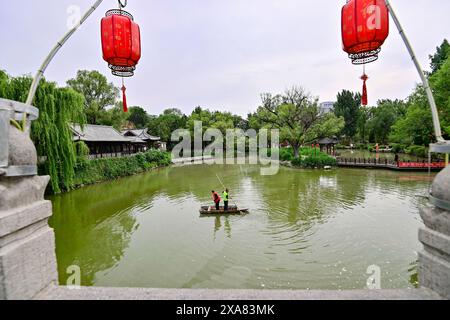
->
[199,205,249,215]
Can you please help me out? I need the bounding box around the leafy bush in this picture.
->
[280,148,294,161]
[72,150,171,190]
[356,143,367,150]
[291,157,302,167]
[145,149,172,165]
[391,143,405,154]
[297,155,337,168]
[290,151,337,169]
[267,147,336,165]
[260,147,295,161]
[406,145,428,158]
[75,141,90,159]
[300,148,316,156]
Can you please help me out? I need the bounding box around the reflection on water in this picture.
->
[213,216,232,240]
[48,165,433,289]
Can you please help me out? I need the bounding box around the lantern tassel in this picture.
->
[121,78,128,113]
[361,71,369,106]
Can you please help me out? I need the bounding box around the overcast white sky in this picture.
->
[1,0,449,116]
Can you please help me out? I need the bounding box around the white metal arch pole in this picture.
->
[385,0,446,144]
[25,0,105,106]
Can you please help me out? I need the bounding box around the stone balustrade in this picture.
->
[0,126,57,300]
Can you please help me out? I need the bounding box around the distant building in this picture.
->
[320,101,335,114]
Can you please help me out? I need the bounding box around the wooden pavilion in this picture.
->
[318,137,339,156]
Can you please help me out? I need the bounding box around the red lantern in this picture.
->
[101,4,141,112]
[101,9,141,77]
[342,0,389,107]
[342,0,389,65]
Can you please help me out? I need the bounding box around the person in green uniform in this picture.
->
[223,189,229,211]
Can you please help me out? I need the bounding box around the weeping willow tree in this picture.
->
[0,70,86,193]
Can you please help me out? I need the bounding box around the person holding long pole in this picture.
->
[223,189,230,212]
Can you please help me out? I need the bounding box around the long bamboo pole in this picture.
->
[215,173,238,207]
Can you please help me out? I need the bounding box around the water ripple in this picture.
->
[49,166,431,290]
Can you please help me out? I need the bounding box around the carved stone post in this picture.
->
[0,100,57,300]
[419,165,450,299]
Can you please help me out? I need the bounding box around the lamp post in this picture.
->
[26,0,105,107]
[0,0,104,177]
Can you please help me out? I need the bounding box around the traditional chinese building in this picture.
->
[121,128,162,149]
[71,124,148,159]
[317,137,339,155]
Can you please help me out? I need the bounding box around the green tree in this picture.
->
[233,114,249,131]
[188,107,239,135]
[356,107,372,143]
[67,70,118,124]
[184,107,249,153]
[254,87,344,158]
[127,106,149,129]
[98,103,129,131]
[163,108,184,116]
[0,70,9,97]
[387,39,450,146]
[188,107,242,135]
[333,90,361,141]
[429,55,450,135]
[188,107,215,133]
[147,108,188,149]
[367,99,407,144]
[390,86,434,146]
[0,71,86,193]
[309,112,345,142]
[429,39,450,75]
[390,44,450,146]
[248,112,263,131]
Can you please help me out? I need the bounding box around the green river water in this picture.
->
[48,164,434,290]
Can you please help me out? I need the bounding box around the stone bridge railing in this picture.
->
[0,97,449,300]
[0,98,57,299]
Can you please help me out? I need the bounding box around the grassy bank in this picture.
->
[43,149,172,194]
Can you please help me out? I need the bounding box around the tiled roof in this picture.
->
[318,137,339,145]
[71,124,144,143]
[121,128,160,141]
